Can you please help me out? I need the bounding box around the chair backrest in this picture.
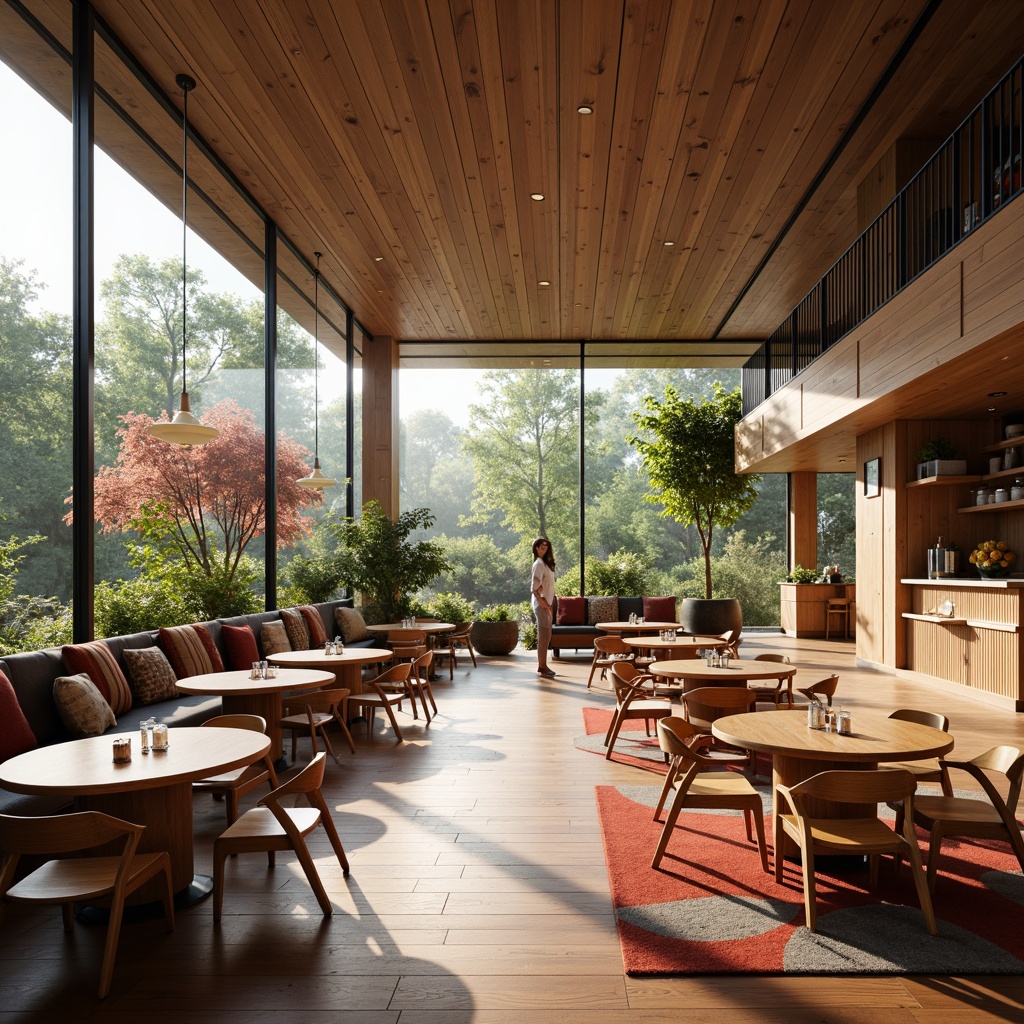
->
[0,810,142,859]
[682,686,756,728]
[754,653,791,664]
[656,716,707,759]
[388,628,426,643]
[203,713,267,733]
[960,745,1024,816]
[367,663,413,686]
[784,768,915,808]
[888,708,949,732]
[595,635,631,656]
[259,751,327,806]
[284,687,349,714]
[827,597,852,609]
[800,674,839,702]
[411,650,434,679]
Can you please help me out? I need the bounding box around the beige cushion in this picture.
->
[53,673,116,737]
[280,607,310,651]
[335,606,370,644]
[587,596,619,626]
[122,647,180,706]
[261,620,292,656]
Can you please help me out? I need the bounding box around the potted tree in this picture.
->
[471,603,520,656]
[629,383,760,636]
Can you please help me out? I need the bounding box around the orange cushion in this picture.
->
[0,670,37,761]
[61,641,133,715]
[556,596,586,625]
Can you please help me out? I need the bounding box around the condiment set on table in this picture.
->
[116,716,171,761]
[806,700,851,735]
[324,636,344,655]
[249,659,277,679]
[702,648,730,668]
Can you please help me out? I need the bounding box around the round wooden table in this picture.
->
[176,667,334,766]
[265,647,393,698]
[712,710,954,857]
[0,727,270,905]
[622,635,727,659]
[596,620,683,634]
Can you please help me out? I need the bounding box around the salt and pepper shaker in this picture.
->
[152,723,169,751]
[112,737,132,763]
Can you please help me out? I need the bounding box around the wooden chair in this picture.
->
[825,597,852,639]
[443,623,477,669]
[714,626,742,658]
[680,686,758,769]
[774,769,937,935]
[349,664,411,741]
[0,811,174,998]
[749,653,794,708]
[193,713,280,824]
[651,717,768,871]
[604,661,674,759]
[880,709,953,797]
[212,752,349,922]
[280,688,356,762]
[387,628,428,666]
[796,673,840,707]
[410,650,439,720]
[586,635,635,689]
[906,745,1024,892]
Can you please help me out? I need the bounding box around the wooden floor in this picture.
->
[4,634,1024,1022]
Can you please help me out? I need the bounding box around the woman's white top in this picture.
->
[531,557,555,604]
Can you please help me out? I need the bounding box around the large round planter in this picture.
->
[470,620,520,656]
[680,597,742,638]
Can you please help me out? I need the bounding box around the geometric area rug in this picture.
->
[596,785,1024,976]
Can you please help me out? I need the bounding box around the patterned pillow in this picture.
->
[53,673,116,737]
[122,647,179,706]
[261,620,292,656]
[556,596,586,625]
[298,606,329,647]
[159,624,224,679]
[335,606,370,644]
[280,608,310,651]
[61,641,133,715]
[221,624,260,671]
[587,595,619,626]
[0,669,37,762]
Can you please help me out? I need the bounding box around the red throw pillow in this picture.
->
[221,625,260,671]
[298,606,329,647]
[642,596,677,622]
[0,669,37,762]
[61,641,133,715]
[556,596,586,625]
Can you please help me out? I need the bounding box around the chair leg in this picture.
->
[213,842,228,923]
[800,845,818,932]
[651,782,688,869]
[653,761,679,821]
[750,806,769,873]
[226,790,240,826]
[332,709,356,755]
[312,791,350,876]
[904,837,938,935]
[98,891,125,998]
[380,699,405,741]
[292,839,333,917]
[926,824,945,892]
[773,814,786,883]
[159,860,175,932]
[318,723,339,763]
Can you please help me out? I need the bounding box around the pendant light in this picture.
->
[297,252,337,488]
[149,73,219,447]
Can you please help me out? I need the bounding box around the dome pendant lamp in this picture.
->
[297,252,336,488]
[149,73,219,447]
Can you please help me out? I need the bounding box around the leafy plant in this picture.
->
[477,603,513,621]
[556,549,655,597]
[786,564,820,584]
[285,552,345,604]
[428,591,475,624]
[519,621,538,650]
[916,435,959,463]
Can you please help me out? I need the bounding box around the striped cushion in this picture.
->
[298,606,329,647]
[280,607,310,651]
[61,641,133,715]
[158,624,224,679]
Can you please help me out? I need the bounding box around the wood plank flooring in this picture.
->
[3,634,1024,1022]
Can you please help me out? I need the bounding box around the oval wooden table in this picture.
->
[176,667,334,767]
[647,657,797,706]
[622,635,727,659]
[712,710,954,858]
[266,647,394,697]
[0,727,271,906]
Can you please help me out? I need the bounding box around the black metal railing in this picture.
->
[742,55,1023,415]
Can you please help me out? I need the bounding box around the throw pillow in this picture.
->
[122,647,179,706]
[159,624,225,679]
[335,606,370,644]
[61,641,133,715]
[643,595,677,621]
[0,669,37,762]
[280,607,310,651]
[221,624,260,671]
[261,620,292,656]
[53,673,116,737]
[556,596,586,625]
[298,605,329,647]
[587,595,618,626]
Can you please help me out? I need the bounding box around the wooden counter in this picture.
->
[779,582,855,638]
[900,578,1024,710]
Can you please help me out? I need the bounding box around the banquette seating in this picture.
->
[0,599,373,817]
[550,595,677,657]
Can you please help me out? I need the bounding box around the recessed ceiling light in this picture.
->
[838,458,846,464]
[664,240,675,246]
[577,104,593,114]
[989,407,997,412]
[989,391,1008,397]
[538,280,551,287]
[530,192,545,201]
[374,256,384,262]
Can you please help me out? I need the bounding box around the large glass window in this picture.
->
[818,473,857,579]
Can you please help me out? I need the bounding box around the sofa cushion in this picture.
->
[53,674,116,736]
[299,605,329,647]
[556,596,586,625]
[260,620,291,656]
[0,670,37,762]
[221,624,260,671]
[159,624,224,679]
[587,596,618,626]
[0,649,68,746]
[335,606,370,644]
[617,596,644,621]
[643,595,677,621]
[62,641,133,715]
[122,647,180,706]
[280,607,310,651]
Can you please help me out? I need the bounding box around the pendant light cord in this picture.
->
[313,251,322,460]
[177,73,196,396]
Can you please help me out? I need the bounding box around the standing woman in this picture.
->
[531,537,557,678]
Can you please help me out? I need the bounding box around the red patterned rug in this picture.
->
[574,706,669,773]
[596,783,1024,974]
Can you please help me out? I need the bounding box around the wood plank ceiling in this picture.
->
[10,1,1024,367]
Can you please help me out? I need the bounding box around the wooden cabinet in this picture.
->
[779,583,856,638]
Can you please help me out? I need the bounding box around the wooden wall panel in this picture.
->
[789,472,818,573]
[361,335,399,520]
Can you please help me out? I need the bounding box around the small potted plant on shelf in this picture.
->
[916,435,967,480]
[785,565,820,584]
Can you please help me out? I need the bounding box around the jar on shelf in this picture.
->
[1012,479,1024,501]
[1004,447,1019,471]
[995,487,1010,503]
[976,486,992,506]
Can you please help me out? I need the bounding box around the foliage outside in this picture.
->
[555,550,655,598]
[427,591,476,625]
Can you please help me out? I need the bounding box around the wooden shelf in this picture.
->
[906,475,981,488]
[983,436,1024,453]
[902,613,967,624]
[958,497,1024,513]
[982,466,1024,483]
[902,612,1018,632]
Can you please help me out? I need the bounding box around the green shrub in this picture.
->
[95,576,191,637]
[520,621,538,650]
[428,591,475,624]
[556,549,656,597]
[477,603,513,621]
[285,553,345,604]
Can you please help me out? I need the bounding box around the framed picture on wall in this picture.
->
[864,457,881,498]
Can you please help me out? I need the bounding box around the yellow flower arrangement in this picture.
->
[969,540,1017,575]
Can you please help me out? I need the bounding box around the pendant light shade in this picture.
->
[150,73,218,448]
[297,252,336,488]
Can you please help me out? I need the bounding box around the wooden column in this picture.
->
[361,334,399,519]
[789,472,817,572]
